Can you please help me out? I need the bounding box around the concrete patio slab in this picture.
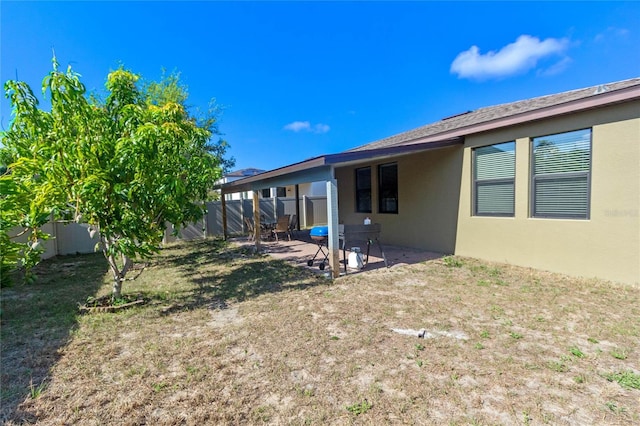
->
[230,230,444,277]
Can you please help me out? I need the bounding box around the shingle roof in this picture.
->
[348,78,640,152]
[225,168,266,178]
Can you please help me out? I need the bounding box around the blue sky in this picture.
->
[2,1,639,172]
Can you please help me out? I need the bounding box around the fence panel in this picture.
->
[278,197,297,216]
[8,222,57,260]
[204,196,328,237]
[258,199,276,224]
[55,222,100,255]
[309,196,328,226]
[205,201,221,236]
[10,195,329,262]
[206,200,246,236]
[242,199,253,231]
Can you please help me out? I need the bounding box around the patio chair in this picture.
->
[273,214,291,242]
[288,214,298,238]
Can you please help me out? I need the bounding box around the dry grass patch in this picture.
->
[2,240,639,425]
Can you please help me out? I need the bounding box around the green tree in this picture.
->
[0,77,52,285]
[0,57,231,296]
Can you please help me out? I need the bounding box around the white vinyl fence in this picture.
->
[202,195,328,238]
[14,196,330,258]
[9,221,101,260]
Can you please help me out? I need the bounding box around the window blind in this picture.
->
[532,129,591,219]
[355,167,371,213]
[474,142,515,216]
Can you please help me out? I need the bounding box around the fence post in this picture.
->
[253,191,261,250]
[240,196,246,234]
[221,196,228,240]
[302,195,308,229]
[295,184,300,230]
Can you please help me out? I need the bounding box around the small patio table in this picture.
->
[339,223,388,273]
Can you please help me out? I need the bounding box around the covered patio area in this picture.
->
[230,231,444,276]
[216,137,463,278]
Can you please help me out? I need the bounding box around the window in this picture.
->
[276,187,287,198]
[378,163,398,214]
[355,167,371,213]
[531,129,591,219]
[261,188,271,198]
[473,141,515,216]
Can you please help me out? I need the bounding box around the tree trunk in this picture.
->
[106,252,123,300]
[101,236,128,300]
[111,271,123,300]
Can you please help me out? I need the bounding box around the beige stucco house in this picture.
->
[220,78,640,286]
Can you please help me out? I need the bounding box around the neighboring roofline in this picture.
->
[218,137,463,193]
[224,167,266,178]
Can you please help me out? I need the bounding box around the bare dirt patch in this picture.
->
[1,240,638,425]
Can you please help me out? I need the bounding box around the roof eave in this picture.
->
[324,136,463,164]
[218,156,328,193]
[218,137,464,194]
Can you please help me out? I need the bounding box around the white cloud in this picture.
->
[314,123,330,134]
[450,35,570,80]
[537,56,572,77]
[283,121,311,132]
[283,121,330,134]
[595,27,629,42]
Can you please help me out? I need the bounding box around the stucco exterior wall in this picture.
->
[286,182,326,197]
[455,101,640,286]
[335,145,462,253]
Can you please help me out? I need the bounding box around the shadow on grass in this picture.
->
[153,238,328,315]
[0,252,109,424]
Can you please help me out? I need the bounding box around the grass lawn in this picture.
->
[1,238,639,425]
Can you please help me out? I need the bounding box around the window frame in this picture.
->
[378,162,398,214]
[355,166,372,213]
[530,128,592,220]
[472,141,516,217]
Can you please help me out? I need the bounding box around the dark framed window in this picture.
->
[378,163,398,214]
[473,141,515,216]
[276,187,287,198]
[355,167,372,213]
[261,188,271,198]
[531,129,591,219]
